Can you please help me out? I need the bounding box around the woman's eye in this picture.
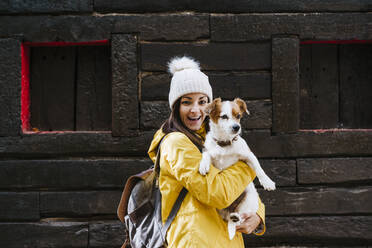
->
[181,101,191,105]
[199,100,207,105]
[221,115,228,120]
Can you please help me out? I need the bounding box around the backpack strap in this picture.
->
[156,134,189,241]
[153,135,165,180]
[161,187,188,240]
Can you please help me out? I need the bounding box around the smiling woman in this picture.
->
[179,93,208,131]
[146,56,265,248]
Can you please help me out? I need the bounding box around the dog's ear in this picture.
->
[204,97,221,115]
[234,98,250,116]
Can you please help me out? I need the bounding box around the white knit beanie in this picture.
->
[167,56,213,109]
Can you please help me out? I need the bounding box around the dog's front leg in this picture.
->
[199,150,211,175]
[242,152,276,191]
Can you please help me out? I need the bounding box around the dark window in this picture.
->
[300,42,372,129]
[29,44,111,131]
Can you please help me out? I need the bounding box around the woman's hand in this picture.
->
[236,213,261,234]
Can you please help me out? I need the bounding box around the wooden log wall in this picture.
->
[0,1,372,247]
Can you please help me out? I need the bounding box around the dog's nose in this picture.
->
[232,124,240,133]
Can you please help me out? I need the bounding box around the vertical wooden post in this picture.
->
[272,36,300,134]
[0,38,21,136]
[111,34,138,136]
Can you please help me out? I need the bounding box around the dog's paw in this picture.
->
[229,213,242,224]
[199,160,210,176]
[260,177,276,191]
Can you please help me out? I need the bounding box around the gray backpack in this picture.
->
[117,140,188,248]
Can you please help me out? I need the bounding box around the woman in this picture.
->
[147,56,266,247]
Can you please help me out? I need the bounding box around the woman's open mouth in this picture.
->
[184,115,203,130]
[187,116,201,122]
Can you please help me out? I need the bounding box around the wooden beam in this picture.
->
[111,34,138,136]
[272,36,300,134]
[0,38,21,136]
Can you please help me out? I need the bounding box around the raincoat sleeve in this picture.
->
[255,197,266,235]
[161,132,263,212]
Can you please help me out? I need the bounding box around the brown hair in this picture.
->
[161,98,209,151]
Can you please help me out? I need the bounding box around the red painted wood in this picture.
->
[21,43,31,132]
[23,40,109,47]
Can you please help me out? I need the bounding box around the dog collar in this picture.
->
[214,135,238,147]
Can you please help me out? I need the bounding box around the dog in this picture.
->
[199,97,275,239]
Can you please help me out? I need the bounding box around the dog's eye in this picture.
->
[221,115,229,120]
[236,114,241,119]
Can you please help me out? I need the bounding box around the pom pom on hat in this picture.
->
[168,56,200,75]
[167,56,213,109]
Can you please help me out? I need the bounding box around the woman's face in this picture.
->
[179,93,208,131]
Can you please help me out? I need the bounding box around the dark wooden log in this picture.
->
[259,160,296,187]
[76,46,111,131]
[1,129,372,158]
[272,36,300,133]
[30,46,76,131]
[140,101,170,130]
[141,72,272,101]
[211,13,372,41]
[259,186,372,216]
[0,159,152,189]
[86,216,372,246]
[245,216,372,246]
[16,217,367,247]
[298,158,372,184]
[0,38,21,137]
[339,44,372,129]
[89,221,126,248]
[111,34,138,136]
[40,191,121,216]
[112,14,209,41]
[94,0,185,13]
[0,160,294,190]
[0,0,92,14]
[141,42,271,71]
[87,217,372,247]
[251,246,366,248]
[141,73,171,101]
[0,192,39,220]
[210,72,272,100]
[243,100,272,129]
[94,0,372,13]
[0,14,208,42]
[140,100,272,130]
[300,44,339,129]
[0,131,154,157]
[0,222,88,248]
[196,0,372,13]
[242,129,372,158]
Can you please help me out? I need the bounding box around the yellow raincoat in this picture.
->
[148,124,266,248]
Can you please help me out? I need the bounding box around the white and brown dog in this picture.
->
[199,97,275,239]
